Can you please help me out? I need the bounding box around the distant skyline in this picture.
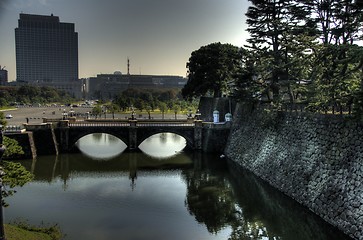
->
[0,0,250,81]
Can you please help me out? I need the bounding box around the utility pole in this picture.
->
[127,57,130,75]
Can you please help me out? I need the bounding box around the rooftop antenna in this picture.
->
[127,57,130,75]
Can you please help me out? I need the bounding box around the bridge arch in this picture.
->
[75,133,128,159]
[67,127,130,152]
[136,128,195,150]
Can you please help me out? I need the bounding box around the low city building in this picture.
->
[87,72,187,100]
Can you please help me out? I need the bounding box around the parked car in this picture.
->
[5,114,13,119]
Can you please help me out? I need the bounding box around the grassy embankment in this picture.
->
[4,223,62,240]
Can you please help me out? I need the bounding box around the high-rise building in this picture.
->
[15,13,78,84]
[0,66,8,84]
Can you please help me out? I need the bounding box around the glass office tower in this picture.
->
[15,13,78,83]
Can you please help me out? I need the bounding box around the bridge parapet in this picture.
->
[68,121,196,127]
[202,121,232,129]
[70,122,129,127]
[24,123,53,131]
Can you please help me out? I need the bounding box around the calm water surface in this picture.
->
[5,133,351,240]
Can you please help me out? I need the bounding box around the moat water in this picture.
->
[5,133,351,240]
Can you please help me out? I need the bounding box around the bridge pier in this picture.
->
[59,120,70,152]
[193,120,203,150]
[128,120,138,151]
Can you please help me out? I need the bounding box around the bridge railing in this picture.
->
[69,122,130,127]
[4,125,26,133]
[68,121,196,127]
[137,123,195,127]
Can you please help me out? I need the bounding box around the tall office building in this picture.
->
[15,13,78,83]
[0,66,8,84]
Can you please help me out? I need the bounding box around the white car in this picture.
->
[5,114,13,119]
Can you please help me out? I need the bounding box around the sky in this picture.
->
[0,0,250,81]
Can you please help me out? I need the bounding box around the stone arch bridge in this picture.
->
[23,119,231,154]
[57,120,204,152]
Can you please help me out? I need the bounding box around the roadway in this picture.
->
[1,107,188,126]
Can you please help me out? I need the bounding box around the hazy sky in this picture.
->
[0,0,250,81]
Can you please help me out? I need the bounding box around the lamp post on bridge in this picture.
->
[131,106,136,120]
[195,109,201,120]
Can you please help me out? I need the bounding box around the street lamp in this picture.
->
[131,106,135,120]
[195,109,201,120]
[0,124,6,240]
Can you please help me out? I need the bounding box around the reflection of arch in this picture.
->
[136,127,194,150]
[67,127,129,152]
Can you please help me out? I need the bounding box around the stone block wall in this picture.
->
[4,132,36,159]
[32,128,58,155]
[202,123,231,153]
[225,104,363,239]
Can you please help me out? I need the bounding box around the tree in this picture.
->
[245,0,314,104]
[241,0,363,111]
[307,44,363,113]
[106,103,119,119]
[1,161,34,206]
[2,137,25,159]
[158,102,167,120]
[134,100,145,112]
[1,136,31,204]
[145,105,152,119]
[301,0,363,45]
[182,42,241,100]
[91,106,102,119]
[0,114,33,206]
[114,95,129,111]
[173,104,181,120]
[234,48,263,102]
[299,0,363,112]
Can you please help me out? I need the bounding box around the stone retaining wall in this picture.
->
[202,122,231,153]
[225,104,363,239]
[4,132,36,159]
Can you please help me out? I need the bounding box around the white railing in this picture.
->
[137,123,194,127]
[69,122,129,127]
[4,125,26,133]
[69,122,195,127]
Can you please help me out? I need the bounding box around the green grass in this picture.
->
[0,107,17,111]
[4,223,63,240]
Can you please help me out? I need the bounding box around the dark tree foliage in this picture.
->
[182,42,241,100]
[241,0,363,115]
[113,88,194,112]
[233,48,262,102]
[0,85,74,105]
[301,0,363,45]
[299,0,363,113]
[245,0,312,103]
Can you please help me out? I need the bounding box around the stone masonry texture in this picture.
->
[225,103,363,240]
